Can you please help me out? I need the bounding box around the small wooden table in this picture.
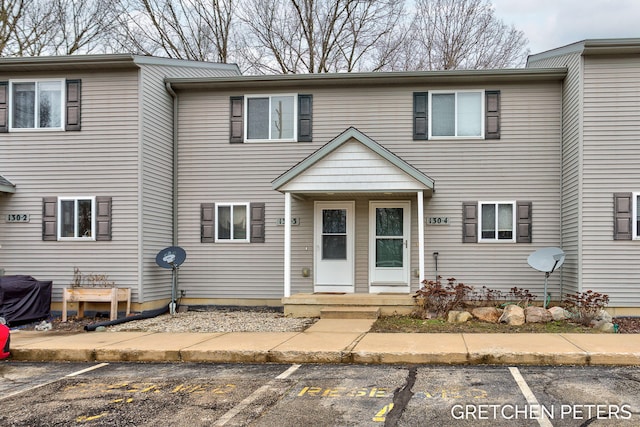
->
[62,287,131,322]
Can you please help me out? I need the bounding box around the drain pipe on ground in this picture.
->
[84,306,169,331]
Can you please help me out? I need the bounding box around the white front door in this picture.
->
[369,201,411,292]
[314,201,355,293]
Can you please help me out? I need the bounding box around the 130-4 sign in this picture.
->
[427,217,449,225]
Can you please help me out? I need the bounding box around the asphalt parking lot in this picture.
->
[1,362,639,426]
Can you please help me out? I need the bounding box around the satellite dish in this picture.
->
[155,246,187,315]
[155,246,187,269]
[527,247,565,308]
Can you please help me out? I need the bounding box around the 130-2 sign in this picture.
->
[6,213,30,223]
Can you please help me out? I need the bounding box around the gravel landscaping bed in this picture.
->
[107,307,317,333]
[17,306,317,334]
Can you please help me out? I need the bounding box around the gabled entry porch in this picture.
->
[272,128,435,300]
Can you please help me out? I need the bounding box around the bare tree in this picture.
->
[0,0,33,56]
[238,0,406,74]
[117,0,236,62]
[1,0,122,56]
[410,0,529,70]
[51,0,121,55]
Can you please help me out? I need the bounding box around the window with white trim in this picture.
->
[58,197,95,239]
[633,193,640,239]
[10,79,65,130]
[245,94,296,141]
[216,203,250,242]
[429,90,483,138]
[479,201,515,242]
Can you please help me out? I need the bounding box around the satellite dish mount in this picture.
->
[527,247,565,308]
[155,246,187,315]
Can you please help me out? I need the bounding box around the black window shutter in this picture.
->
[516,201,532,243]
[298,94,313,142]
[250,202,265,243]
[42,197,58,241]
[0,81,7,133]
[230,96,244,143]
[485,90,500,139]
[65,79,81,131]
[462,202,478,243]
[413,92,428,140]
[95,196,112,241]
[614,193,632,240]
[201,203,215,242]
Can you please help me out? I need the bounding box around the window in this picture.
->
[633,193,640,240]
[58,197,95,240]
[479,202,515,242]
[430,91,483,138]
[10,80,64,130]
[216,203,249,242]
[245,94,296,141]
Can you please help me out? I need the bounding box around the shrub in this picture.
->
[70,267,115,288]
[413,277,472,319]
[468,286,537,308]
[562,290,610,326]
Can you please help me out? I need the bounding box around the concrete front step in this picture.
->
[320,306,380,319]
[283,293,415,317]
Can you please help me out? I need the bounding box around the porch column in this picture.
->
[284,192,292,297]
[417,191,425,287]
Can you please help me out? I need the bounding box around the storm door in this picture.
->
[314,201,355,292]
[369,201,410,292]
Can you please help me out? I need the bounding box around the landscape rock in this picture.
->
[547,306,570,321]
[471,307,501,323]
[595,309,613,323]
[457,311,473,323]
[598,322,616,333]
[447,310,472,323]
[525,306,553,323]
[499,304,525,326]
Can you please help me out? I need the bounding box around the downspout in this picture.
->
[165,81,179,246]
[165,81,180,308]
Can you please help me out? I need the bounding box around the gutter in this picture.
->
[165,82,179,246]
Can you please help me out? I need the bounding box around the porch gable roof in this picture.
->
[0,174,15,193]
[272,127,435,193]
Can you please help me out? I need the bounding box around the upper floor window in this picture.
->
[246,94,297,142]
[479,201,515,242]
[429,90,483,138]
[10,80,65,130]
[58,197,95,240]
[230,94,311,143]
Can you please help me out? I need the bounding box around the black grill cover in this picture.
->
[0,275,53,326]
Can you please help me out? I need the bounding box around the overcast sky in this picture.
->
[491,0,640,54]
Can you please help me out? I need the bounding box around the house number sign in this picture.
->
[427,217,449,225]
[6,213,30,223]
[277,218,300,226]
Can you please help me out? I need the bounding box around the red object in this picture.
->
[0,324,9,359]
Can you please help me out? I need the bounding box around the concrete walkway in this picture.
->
[7,319,640,365]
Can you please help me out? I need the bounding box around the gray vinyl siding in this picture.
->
[581,55,640,306]
[138,63,241,302]
[0,70,141,301]
[528,52,583,297]
[176,81,563,300]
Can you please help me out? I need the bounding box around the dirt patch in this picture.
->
[371,316,640,334]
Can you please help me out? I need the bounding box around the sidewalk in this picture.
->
[7,319,640,365]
